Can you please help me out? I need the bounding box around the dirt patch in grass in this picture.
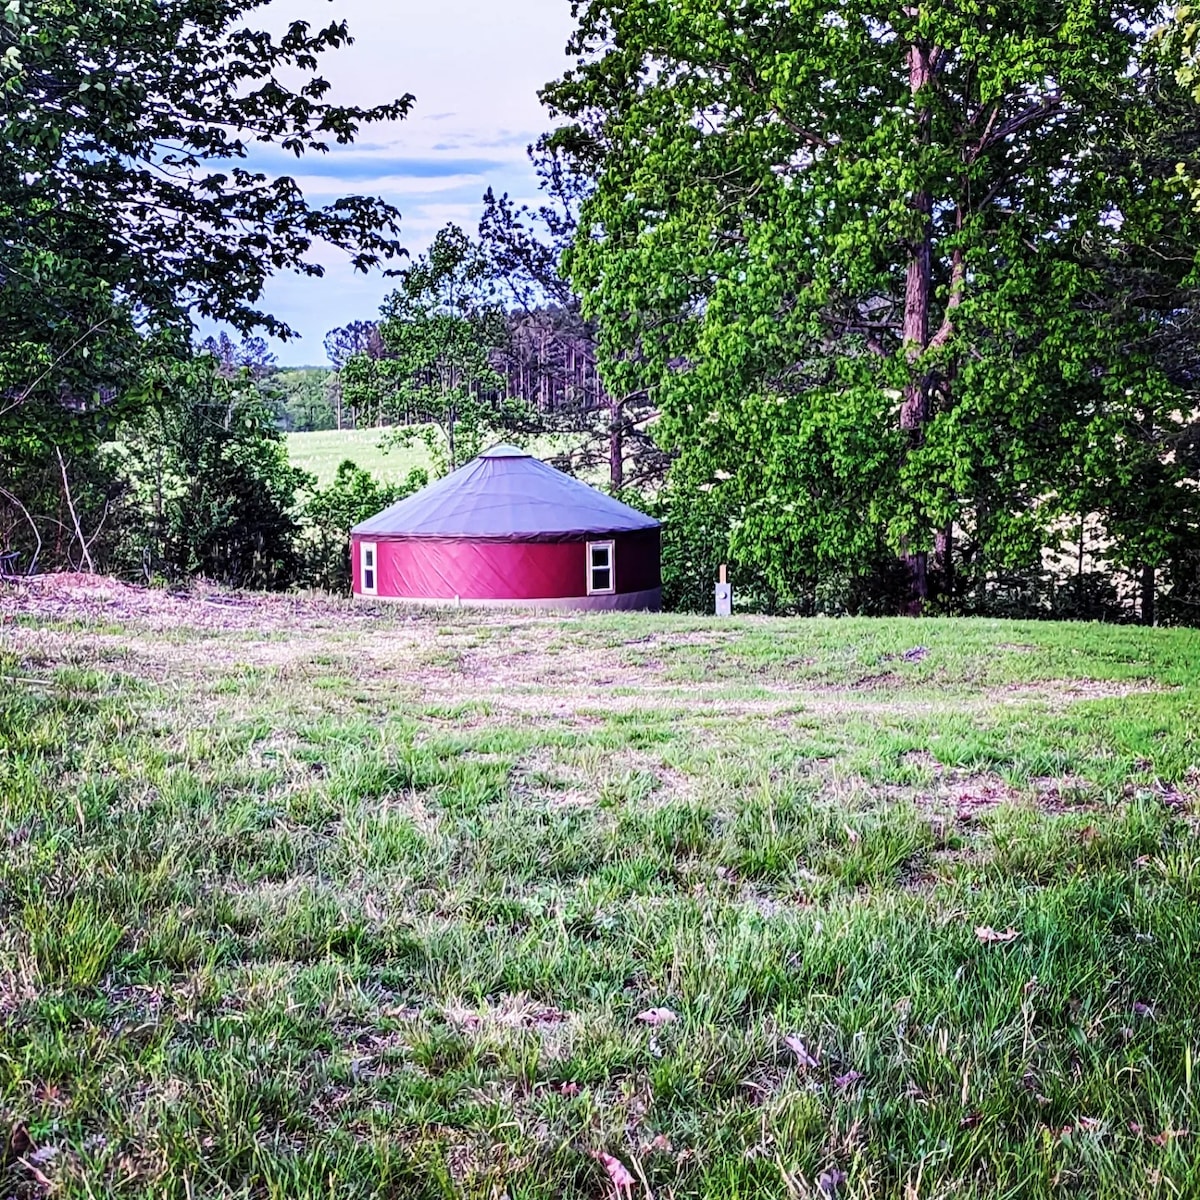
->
[1002,678,1174,707]
[4,573,374,634]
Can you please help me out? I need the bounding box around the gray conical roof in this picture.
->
[352,445,659,540]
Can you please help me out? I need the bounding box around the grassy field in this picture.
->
[286,429,585,488]
[3,578,1200,1198]
[286,429,434,488]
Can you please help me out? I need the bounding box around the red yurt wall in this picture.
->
[351,528,661,609]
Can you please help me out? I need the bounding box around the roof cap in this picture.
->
[478,443,531,459]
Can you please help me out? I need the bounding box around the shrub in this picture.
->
[298,460,427,592]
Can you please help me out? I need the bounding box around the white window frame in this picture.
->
[587,540,616,595]
[359,540,378,596]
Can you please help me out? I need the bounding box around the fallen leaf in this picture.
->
[975,925,1019,944]
[19,1159,53,1190]
[5,1123,34,1159]
[636,1007,677,1027]
[785,1035,819,1069]
[1129,1122,1143,1135]
[1132,1002,1155,1019]
[594,1151,635,1193]
[559,1082,581,1097]
[834,1069,863,1089]
[959,1111,983,1129]
[643,1134,673,1154]
[1149,1128,1189,1147]
[818,1168,847,1196]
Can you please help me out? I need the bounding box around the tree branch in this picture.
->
[973,92,1063,159]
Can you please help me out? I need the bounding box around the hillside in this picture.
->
[2,577,1199,1198]
[286,428,605,489]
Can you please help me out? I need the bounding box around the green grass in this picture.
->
[286,428,589,488]
[3,593,1200,1198]
[286,428,434,487]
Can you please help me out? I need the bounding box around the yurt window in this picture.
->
[587,541,615,594]
[360,542,378,595]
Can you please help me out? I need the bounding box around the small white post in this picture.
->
[714,563,732,616]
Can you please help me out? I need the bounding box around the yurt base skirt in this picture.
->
[356,587,663,612]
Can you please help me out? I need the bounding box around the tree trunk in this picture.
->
[900,34,935,614]
[609,396,624,490]
[935,522,952,604]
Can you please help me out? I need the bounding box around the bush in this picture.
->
[110,363,307,589]
[298,460,427,592]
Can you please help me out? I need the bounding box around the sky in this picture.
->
[211,0,577,366]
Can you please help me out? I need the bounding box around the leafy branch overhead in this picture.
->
[0,0,412,341]
[0,0,413,564]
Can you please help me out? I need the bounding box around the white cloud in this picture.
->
[282,173,489,198]
[226,0,578,365]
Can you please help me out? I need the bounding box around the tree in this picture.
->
[269,369,338,432]
[0,0,411,570]
[110,358,307,588]
[543,1,1200,612]
[480,140,664,490]
[298,460,427,591]
[323,321,387,428]
[198,334,278,382]
[0,0,410,341]
[343,224,537,473]
[324,322,386,370]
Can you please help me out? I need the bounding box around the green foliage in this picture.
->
[342,225,539,474]
[0,0,409,342]
[544,1,1200,617]
[110,359,308,589]
[267,369,338,433]
[0,0,410,569]
[298,460,427,592]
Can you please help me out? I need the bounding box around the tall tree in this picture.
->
[343,224,536,473]
[481,140,663,489]
[198,334,278,382]
[543,1,1200,611]
[0,0,411,569]
[323,321,387,429]
[324,322,386,370]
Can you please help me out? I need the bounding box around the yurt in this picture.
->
[350,444,662,610]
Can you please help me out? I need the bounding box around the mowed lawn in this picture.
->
[287,428,600,488]
[3,578,1200,1199]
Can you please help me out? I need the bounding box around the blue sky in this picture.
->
[204,0,576,366]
